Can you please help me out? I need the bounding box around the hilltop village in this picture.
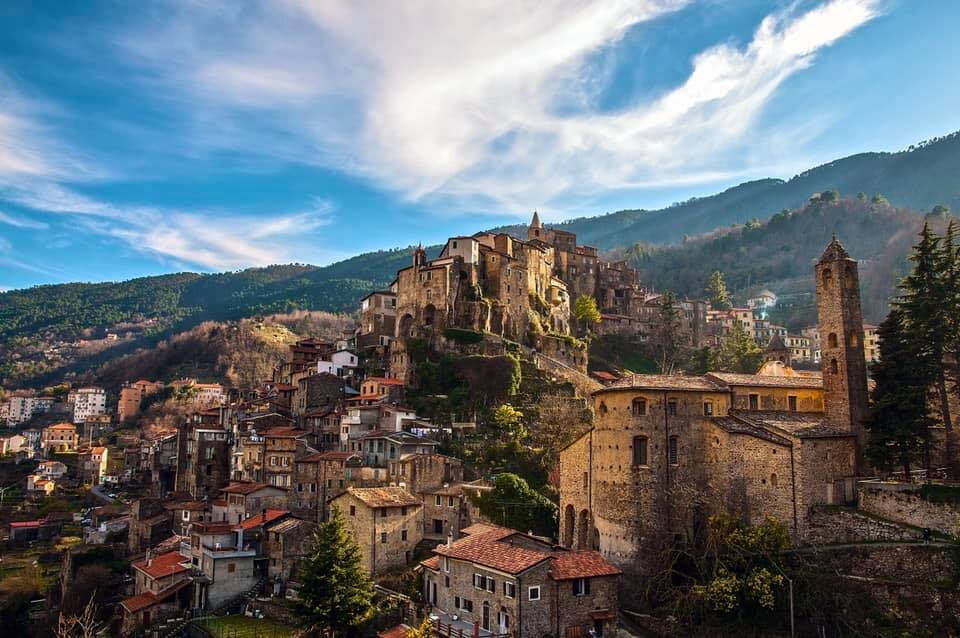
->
[0,216,956,638]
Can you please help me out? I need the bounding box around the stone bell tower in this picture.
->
[815,237,869,472]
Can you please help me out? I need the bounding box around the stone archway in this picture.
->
[577,509,590,550]
[423,304,436,327]
[398,313,414,338]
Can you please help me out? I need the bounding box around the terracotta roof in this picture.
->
[705,372,823,389]
[45,423,76,430]
[132,550,188,580]
[595,374,726,394]
[220,482,274,495]
[364,377,405,385]
[433,527,551,575]
[421,555,441,570]
[120,579,191,613]
[550,550,622,580]
[236,509,288,531]
[460,522,501,536]
[590,371,619,381]
[264,427,305,438]
[344,487,422,508]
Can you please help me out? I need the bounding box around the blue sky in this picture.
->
[1,0,958,291]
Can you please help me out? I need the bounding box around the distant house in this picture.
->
[120,550,193,634]
[747,289,778,311]
[332,486,423,574]
[41,422,78,453]
[9,518,63,545]
[67,387,107,424]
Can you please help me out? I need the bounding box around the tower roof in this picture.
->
[766,335,788,352]
[530,210,542,229]
[819,236,850,262]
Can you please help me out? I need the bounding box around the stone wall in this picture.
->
[858,480,960,536]
[805,506,924,544]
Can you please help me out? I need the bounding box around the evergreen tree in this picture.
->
[863,310,934,477]
[472,473,556,537]
[710,323,763,374]
[655,292,684,374]
[896,223,953,433]
[706,271,732,310]
[295,507,375,636]
[940,221,960,475]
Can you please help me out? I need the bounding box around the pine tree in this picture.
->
[896,223,953,434]
[940,221,960,475]
[295,507,375,636]
[706,271,732,310]
[655,292,684,374]
[863,310,934,477]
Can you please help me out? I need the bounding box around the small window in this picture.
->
[474,573,484,589]
[703,401,713,416]
[632,436,648,467]
[632,398,647,416]
[350,505,356,516]
[435,495,442,506]
[668,436,679,466]
[381,508,387,518]
[463,599,474,612]
[401,506,407,516]
[448,496,455,507]
[381,532,387,544]
[748,394,759,410]
[788,396,797,412]
[528,586,541,601]
[830,359,839,374]
[486,577,496,592]
[828,333,838,348]
[443,557,450,573]
[572,578,591,596]
[504,582,516,598]
[401,529,408,541]
[455,596,461,609]
[228,563,236,573]
[771,473,779,487]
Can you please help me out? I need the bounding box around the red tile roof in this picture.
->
[120,579,191,613]
[421,555,440,570]
[220,482,272,495]
[236,509,288,531]
[550,550,622,580]
[433,527,551,575]
[132,550,188,580]
[264,427,305,438]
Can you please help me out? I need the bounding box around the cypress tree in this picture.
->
[864,309,933,477]
[295,507,375,637]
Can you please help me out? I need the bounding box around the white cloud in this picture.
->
[114,0,881,215]
[0,210,49,229]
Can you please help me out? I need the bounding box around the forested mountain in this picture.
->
[626,196,945,330]
[3,131,959,385]
[493,131,960,248]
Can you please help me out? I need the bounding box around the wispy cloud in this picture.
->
[0,210,49,229]
[114,0,882,215]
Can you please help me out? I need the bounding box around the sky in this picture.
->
[1,0,959,291]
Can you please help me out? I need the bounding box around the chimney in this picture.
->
[145,548,152,566]
[446,533,453,548]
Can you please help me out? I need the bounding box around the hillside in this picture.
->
[625,196,945,330]
[3,131,960,385]
[493,131,960,248]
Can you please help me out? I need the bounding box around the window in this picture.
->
[632,398,647,416]
[228,563,236,573]
[528,586,541,601]
[572,578,591,596]
[668,436,679,465]
[455,596,461,609]
[350,505,356,516]
[667,400,678,416]
[448,496,455,507]
[486,576,496,592]
[828,332,838,348]
[401,529,408,541]
[830,358,839,374]
[443,557,450,573]
[632,436,648,467]
[381,508,387,518]
[401,506,407,516]
[381,532,387,544]
[822,268,832,288]
[504,582,516,598]
[703,401,713,416]
[445,575,450,587]
[748,394,759,410]
[452,241,458,248]
[770,473,779,487]
[435,495,442,506]
[474,573,484,589]
[788,395,797,412]
[462,599,474,612]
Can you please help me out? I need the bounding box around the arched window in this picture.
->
[632,436,648,467]
[822,268,833,289]
[830,358,839,374]
[563,505,575,548]
[632,398,647,416]
[828,332,838,348]
[770,473,778,487]
[844,264,856,289]
[598,402,608,416]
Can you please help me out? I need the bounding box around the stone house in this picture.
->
[215,482,288,524]
[0,433,28,456]
[358,289,397,349]
[41,422,77,453]
[118,379,165,423]
[175,424,230,499]
[128,498,174,554]
[387,451,462,494]
[332,486,424,574]
[293,372,346,418]
[263,427,304,488]
[420,524,620,638]
[166,499,210,536]
[265,516,317,588]
[292,451,362,520]
[558,238,867,603]
[120,550,193,635]
[421,482,490,540]
[359,431,439,468]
